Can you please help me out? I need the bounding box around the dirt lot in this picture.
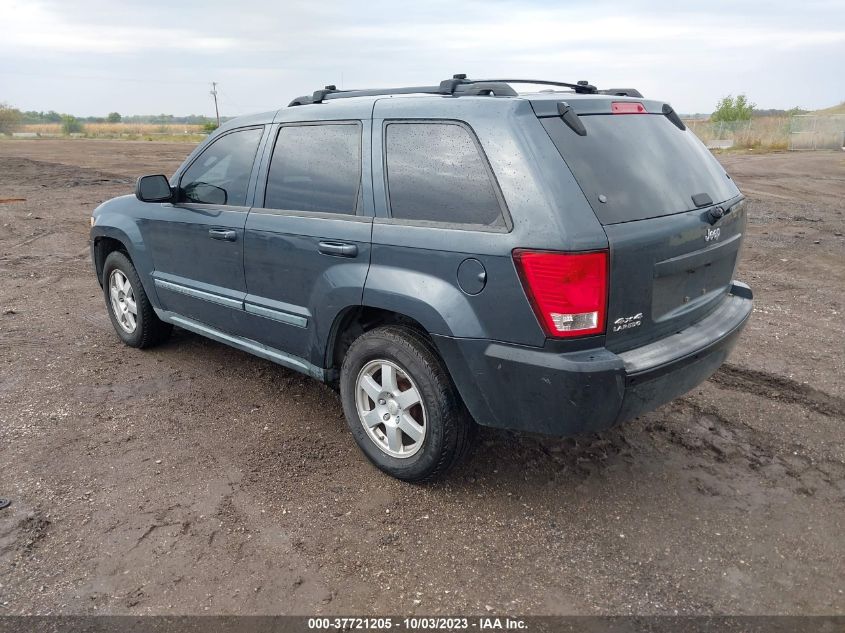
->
[0,140,843,615]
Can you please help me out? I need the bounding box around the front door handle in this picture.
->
[209,228,237,242]
[318,241,358,257]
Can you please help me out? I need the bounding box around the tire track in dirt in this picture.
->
[656,398,845,499]
[711,364,845,418]
[0,156,132,189]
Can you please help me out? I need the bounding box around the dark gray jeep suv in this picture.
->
[90,76,752,481]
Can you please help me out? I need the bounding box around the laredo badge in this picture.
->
[613,313,643,332]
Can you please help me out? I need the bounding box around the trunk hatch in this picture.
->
[602,200,746,352]
[535,100,746,352]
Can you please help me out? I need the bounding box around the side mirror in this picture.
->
[135,175,173,202]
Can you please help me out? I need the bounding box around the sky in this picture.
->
[1,0,843,117]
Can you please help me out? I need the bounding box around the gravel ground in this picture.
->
[0,140,843,615]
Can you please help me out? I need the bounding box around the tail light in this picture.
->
[513,250,608,338]
[612,102,647,114]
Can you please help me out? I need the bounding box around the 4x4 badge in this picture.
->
[613,313,643,332]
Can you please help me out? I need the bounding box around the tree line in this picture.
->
[11,109,218,125]
[0,104,223,134]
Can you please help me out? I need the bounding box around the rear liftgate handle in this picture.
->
[318,241,358,257]
[208,228,238,242]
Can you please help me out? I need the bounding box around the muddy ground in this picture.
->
[0,140,842,615]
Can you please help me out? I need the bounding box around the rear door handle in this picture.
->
[318,241,358,257]
[209,228,237,242]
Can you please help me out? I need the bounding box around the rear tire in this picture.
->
[102,251,172,348]
[340,326,475,482]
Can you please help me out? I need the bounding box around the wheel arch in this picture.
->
[92,235,130,286]
[324,306,431,383]
[90,224,160,307]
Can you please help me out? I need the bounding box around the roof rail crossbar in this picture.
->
[598,88,644,98]
[287,75,634,106]
[289,84,445,106]
[452,82,519,96]
[473,79,598,94]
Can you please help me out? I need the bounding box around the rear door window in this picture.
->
[541,113,740,224]
[384,122,505,227]
[264,123,361,214]
[179,127,263,206]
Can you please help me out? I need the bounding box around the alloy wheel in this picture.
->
[355,359,427,458]
[108,269,137,334]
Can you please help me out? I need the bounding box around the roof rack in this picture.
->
[473,78,597,93]
[288,74,640,106]
[597,87,644,98]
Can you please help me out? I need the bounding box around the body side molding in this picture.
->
[155,310,325,380]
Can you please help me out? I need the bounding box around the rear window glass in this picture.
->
[265,123,361,214]
[541,114,740,224]
[385,122,505,227]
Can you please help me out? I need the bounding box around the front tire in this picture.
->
[102,251,171,348]
[340,326,475,482]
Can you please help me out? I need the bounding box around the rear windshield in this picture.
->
[541,113,740,225]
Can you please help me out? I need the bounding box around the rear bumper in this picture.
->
[433,281,752,435]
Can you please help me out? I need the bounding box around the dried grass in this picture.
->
[685,117,791,151]
[19,122,205,139]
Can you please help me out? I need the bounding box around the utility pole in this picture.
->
[210,82,220,126]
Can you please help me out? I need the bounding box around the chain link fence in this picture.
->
[684,118,789,150]
[788,114,845,150]
[684,116,845,151]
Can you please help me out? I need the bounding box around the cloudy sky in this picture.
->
[1,0,843,117]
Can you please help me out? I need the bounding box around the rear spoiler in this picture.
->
[531,98,687,134]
